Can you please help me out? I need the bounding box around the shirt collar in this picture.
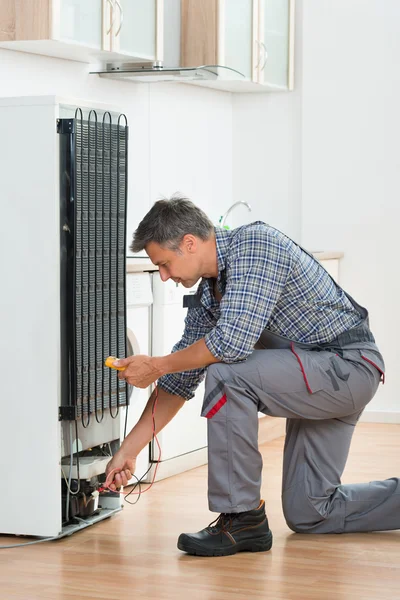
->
[214,226,232,278]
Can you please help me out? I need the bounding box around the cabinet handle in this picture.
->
[260,42,268,71]
[254,40,263,69]
[106,0,115,35]
[115,0,124,37]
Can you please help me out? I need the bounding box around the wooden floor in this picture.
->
[0,423,399,600]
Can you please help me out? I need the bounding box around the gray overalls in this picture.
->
[201,260,397,534]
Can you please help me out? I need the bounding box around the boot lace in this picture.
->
[207,512,238,534]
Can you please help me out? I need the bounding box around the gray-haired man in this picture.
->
[105,196,394,557]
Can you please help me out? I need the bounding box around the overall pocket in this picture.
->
[358,349,385,384]
[290,343,326,394]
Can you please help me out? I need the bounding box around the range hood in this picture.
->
[91,61,246,85]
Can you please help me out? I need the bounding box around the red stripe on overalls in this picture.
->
[361,355,385,384]
[290,342,313,394]
[205,394,227,419]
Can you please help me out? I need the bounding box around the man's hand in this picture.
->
[113,355,163,388]
[105,452,136,491]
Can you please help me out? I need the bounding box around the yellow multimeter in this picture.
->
[104,356,126,371]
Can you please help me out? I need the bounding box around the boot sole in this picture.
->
[177,530,273,557]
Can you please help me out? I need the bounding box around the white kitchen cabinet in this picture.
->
[110,0,163,62]
[256,0,295,90]
[221,0,254,80]
[0,0,163,63]
[180,0,295,91]
[59,0,103,50]
[181,0,255,77]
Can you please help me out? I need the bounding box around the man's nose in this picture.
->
[159,267,169,282]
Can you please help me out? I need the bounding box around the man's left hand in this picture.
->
[112,355,162,388]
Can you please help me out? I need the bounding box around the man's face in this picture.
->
[146,238,202,288]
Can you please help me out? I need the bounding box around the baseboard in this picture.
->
[145,447,208,482]
[359,411,400,424]
[258,413,400,426]
[144,417,286,482]
[146,414,397,483]
[258,412,400,426]
[145,414,399,484]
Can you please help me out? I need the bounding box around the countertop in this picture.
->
[310,251,344,261]
[126,252,344,274]
[126,257,159,273]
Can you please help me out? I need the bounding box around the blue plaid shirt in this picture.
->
[157,222,362,400]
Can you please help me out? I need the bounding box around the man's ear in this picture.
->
[182,234,197,253]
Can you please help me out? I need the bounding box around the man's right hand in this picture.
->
[102,388,185,491]
[105,452,136,491]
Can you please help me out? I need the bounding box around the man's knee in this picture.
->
[282,498,309,533]
[282,487,328,534]
[205,362,232,385]
[283,509,313,533]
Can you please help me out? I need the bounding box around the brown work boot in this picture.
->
[177,499,273,557]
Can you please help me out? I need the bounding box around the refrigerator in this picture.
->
[0,96,129,538]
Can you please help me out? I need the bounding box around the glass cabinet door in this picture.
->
[115,0,157,60]
[60,0,103,49]
[223,0,255,80]
[258,0,294,89]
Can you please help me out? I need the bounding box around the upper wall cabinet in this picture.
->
[59,0,103,51]
[256,0,295,89]
[180,0,254,80]
[181,0,295,91]
[0,0,163,63]
[106,0,163,61]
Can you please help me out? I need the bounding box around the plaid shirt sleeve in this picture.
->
[157,304,215,400]
[204,226,293,362]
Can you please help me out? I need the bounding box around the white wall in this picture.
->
[301,0,400,416]
[148,83,232,234]
[231,0,303,240]
[232,91,302,239]
[0,48,233,248]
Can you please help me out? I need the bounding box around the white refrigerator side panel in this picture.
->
[0,103,62,536]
